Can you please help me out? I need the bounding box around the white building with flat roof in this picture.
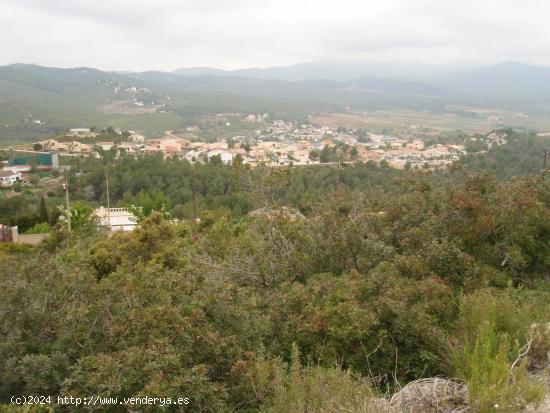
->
[94,207,137,232]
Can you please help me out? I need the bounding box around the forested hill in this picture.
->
[459,130,550,178]
[1,160,550,411]
[4,61,550,141]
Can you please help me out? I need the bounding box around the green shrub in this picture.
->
[24,222,51,234]
[231,345,384,413]
[452,291,545,411]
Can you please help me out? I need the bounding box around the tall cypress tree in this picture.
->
[39,196,49,223]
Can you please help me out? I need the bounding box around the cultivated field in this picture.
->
[313,108,550,134]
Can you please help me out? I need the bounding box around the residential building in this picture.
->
[128,134,146,143]
[207,150,233,165]
[0,170,21,187]
[68,128,95,137]
[94,207,137,232]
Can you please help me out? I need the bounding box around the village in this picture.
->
[25,119,468,169]
[0,119,517,243]
[0,114,520,193]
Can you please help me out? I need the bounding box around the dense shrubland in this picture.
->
[1,163,549,411]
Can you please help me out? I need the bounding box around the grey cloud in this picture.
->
[0,0,549,70]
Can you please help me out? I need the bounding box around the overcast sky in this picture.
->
[1,0,548,71]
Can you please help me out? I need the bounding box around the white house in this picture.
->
[129,134,145,143]
[68,128,94,137]
[0,170,21,187]
[94,207,138,232]
[207,150,233,165]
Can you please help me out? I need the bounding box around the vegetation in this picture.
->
[1,149,549,411]
[459,130,550,178]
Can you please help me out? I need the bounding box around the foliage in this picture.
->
[459,131,550,178]
[127,192,171,222]
[39,196,48,223]
[0,160,549,411]
[24,222,51,234]
[231,345,382,412]
[59,201,99,234]
[452,291,546,411]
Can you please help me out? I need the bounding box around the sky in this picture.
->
[1,0,549,71]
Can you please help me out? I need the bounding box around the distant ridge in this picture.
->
[174,61,470,82]
[436,61,550,101]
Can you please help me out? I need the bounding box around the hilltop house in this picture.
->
[68,128,96,138]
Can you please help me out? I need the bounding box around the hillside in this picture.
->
[0,64,181,141]
[436,61,550,110]
[172,61,550,113]
[3,62,550,142]
[0,65,340,141]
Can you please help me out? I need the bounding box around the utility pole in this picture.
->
[336,158,341,192]
[64,168,71,232]
[542,149,549,181]
[106,171,111,227]
[191,167,198,222]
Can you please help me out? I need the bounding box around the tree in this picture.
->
[319,146,333,163]
[171,204,186,219]
[241,142,251,153]
[29,175,40,186]
[64,202,99,233]
[309,150,319,160]
[39,196,49,223]
[127,192,171,222]
[12,182,22,193]
[357,129,371,143]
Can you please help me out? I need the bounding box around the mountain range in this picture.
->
[172,61,471,81]
[1,61,550,141]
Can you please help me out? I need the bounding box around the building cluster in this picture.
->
[485,131,509,148]
[35,133,145,157]
[25,121,466,169]
[361,134,464,168]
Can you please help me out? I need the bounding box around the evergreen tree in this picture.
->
[39,196,48,223]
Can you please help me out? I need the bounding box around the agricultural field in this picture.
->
[313,108,550,135]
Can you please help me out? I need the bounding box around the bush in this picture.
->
[452,290,546,411]
[231,345,383,413]
[24,222,51,234]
